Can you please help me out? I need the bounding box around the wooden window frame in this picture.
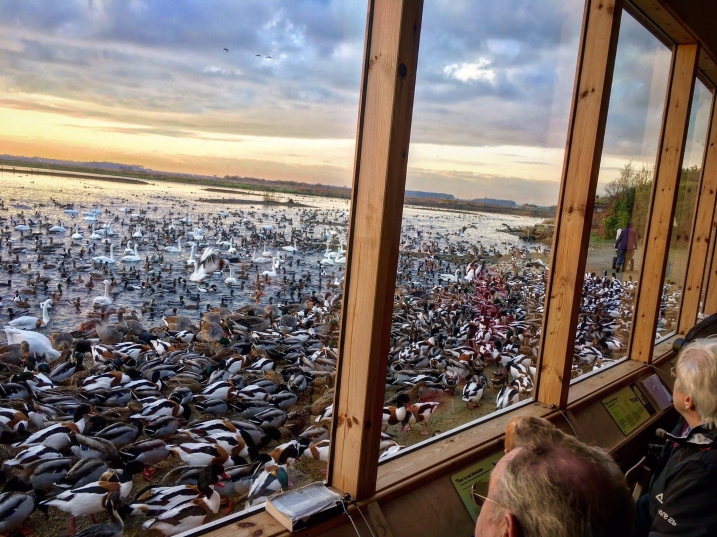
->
[678,85,717,332]
[196,1,717,535]
[629,43,700,362]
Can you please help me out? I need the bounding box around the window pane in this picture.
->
[380,0,582,459]
[576,13,672,383]
[660,80,712,337]
[0,0,364,528]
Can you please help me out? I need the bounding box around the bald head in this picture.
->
[480,428,634,537]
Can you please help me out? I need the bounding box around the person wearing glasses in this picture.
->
[473,417,634,537]
[634,338,717,536]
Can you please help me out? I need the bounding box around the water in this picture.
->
[0,170,544,342]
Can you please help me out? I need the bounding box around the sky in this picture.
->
[0,1,704,205]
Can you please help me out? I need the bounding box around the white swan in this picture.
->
[226,239,237,255]
[48,222,66,233]
[103,223,115,236]
[8,300,52,330]
[121,244,141,263]
[439,269,461,283]
[71,225,83,240]
[261,258,277,277]
[186,244,197,266]
[89,225,102,240]
[164,237,182,253]
[281,240,299,253]
[132,227,143,238]
[92,244,115,264]
[224,266,238,286]
[93,280,112,307]
[3,327,60,359]
[124,241,135,255]
[251,251,270,264]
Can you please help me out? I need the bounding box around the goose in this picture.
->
[121,244,141,263]
[7,299,51,329]
[164,237,183,253]
[93,280,113,307]
[92,245,115,264]
[3,327,61,359]
[224,266,238,286]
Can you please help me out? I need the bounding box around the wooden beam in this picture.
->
[700,97,717,315]
[327,0,423,500]
[629,43,699,362]
[678,91,717,332]
[536,0,623,409]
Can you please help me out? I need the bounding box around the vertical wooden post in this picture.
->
[678,92,717,332]
[536,0,623,409]
[328,0,423,499]
[629,44,699,362]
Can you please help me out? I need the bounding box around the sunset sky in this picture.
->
[0,1,710,204]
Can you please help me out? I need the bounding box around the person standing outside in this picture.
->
[615,222,638,272]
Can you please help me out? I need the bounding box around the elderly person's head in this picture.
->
[504,416,560,453]
[673,338,717,428]
[475,425,634,537]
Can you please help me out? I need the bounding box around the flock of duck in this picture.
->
[0,184,683,536]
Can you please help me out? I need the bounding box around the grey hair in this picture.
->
[491,432,634,537]
[676,337,717,425]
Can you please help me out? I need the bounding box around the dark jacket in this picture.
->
[640,419,717,536]
[616,226,638,251]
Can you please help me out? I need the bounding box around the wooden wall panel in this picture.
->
[629,44,699,362]
[537,0,623,408]
[678,92,717,331]
[327,0,424,500]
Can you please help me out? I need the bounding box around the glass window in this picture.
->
[575,13,672,383]
[0,0,365,527]
[659,80,712,337]
[379,0,582,459]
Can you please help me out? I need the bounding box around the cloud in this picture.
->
[444,59,496,83]
[0,0,681,202]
